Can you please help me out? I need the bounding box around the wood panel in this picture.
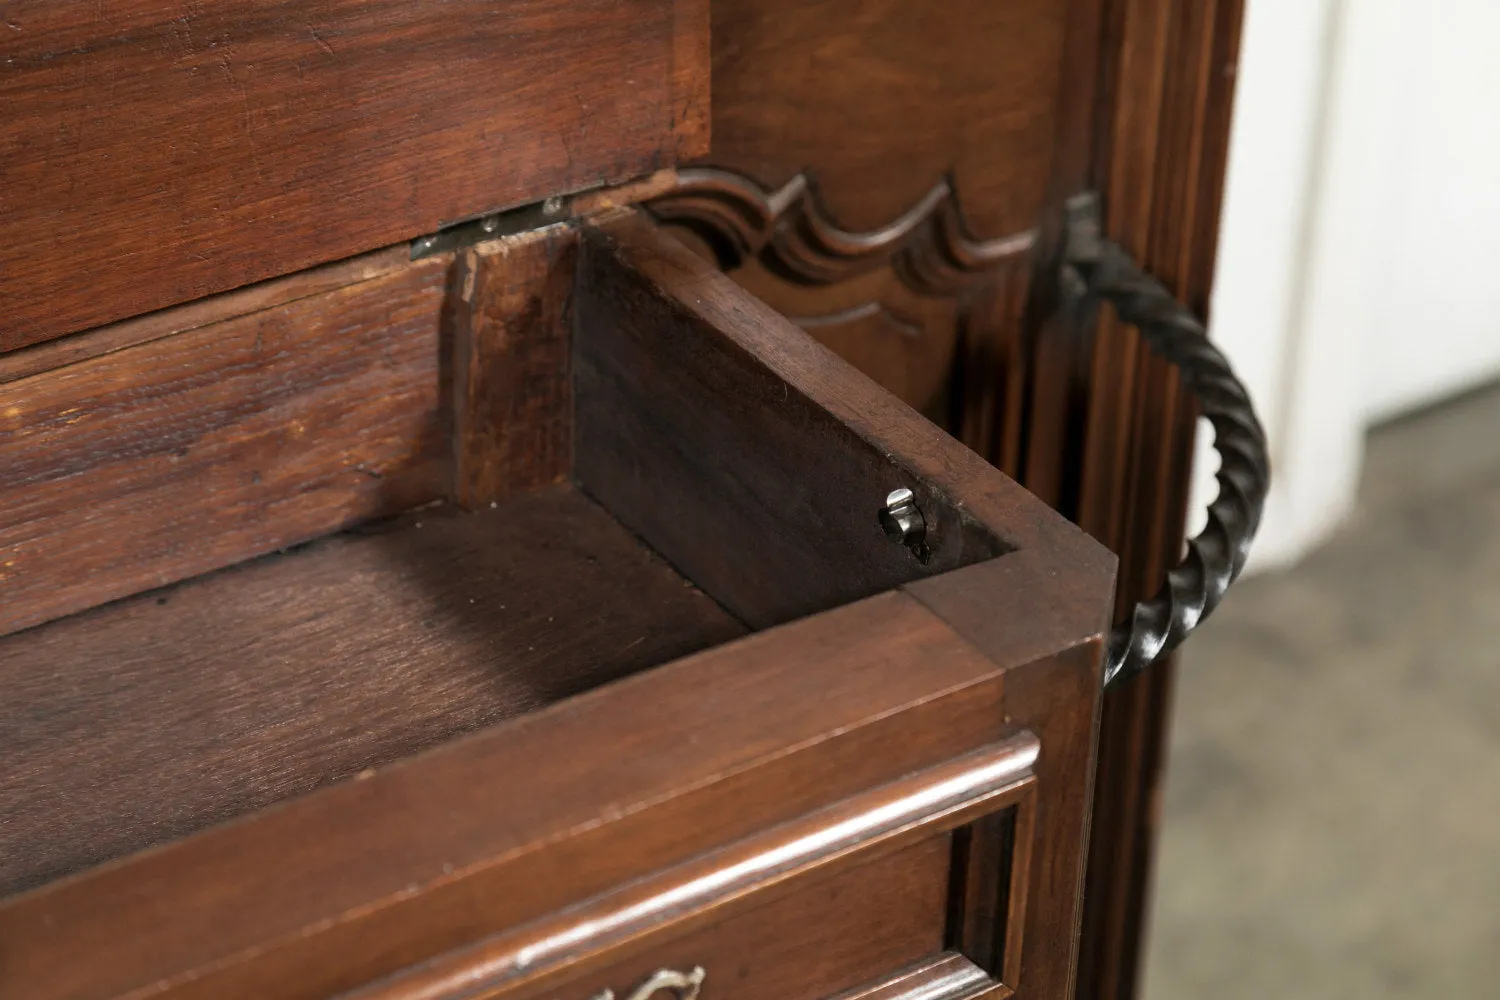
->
[0,484,745,899]
[0,0,709,351]
[1073,5,1246,999]
[450,226,578,508]
[574,211,1009,629]
[0,253,451,636]
[516,839,953,1000]
[691,3,1245,996]
[0,245,412,385]
[341,741,1034,1000]
[735,261,965,419]
[704,0,1068,238]
[908,550,1112,1000]
[0,593,1024,1000]
[650,0,1085,410]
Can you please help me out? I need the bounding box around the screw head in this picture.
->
[880,487,926,549]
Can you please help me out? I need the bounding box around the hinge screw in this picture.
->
[880,487,929,561]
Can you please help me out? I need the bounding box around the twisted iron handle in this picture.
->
[1063,197,1270,691]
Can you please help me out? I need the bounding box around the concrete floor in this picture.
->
[1143,385,1500,999]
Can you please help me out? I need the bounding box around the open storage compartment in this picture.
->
[0,211,1008,898]
[0,210,1115,1000]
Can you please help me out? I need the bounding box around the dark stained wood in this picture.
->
[735,260,965,418]
[907,547,1115,1000]
[949,790,1041,994]
[693,3,1246,997]
[704,0,1067,238]
[516,839,953,1000]
[0,188,1121,1000]
[948,803,1035,990]
[0,253,452,637]
[825,954,1008,1000]
[574,211,1008,629]
[1073,6,1246,999]
[450,226,577,508]
[343,738,1035,1000]
[0,1,1240,995]
[670,0,711,159]
[517,840,952,1000]
[0,245,412,385]
[0,593,1022,1000]
[670,0,1113,417]
[0,0,709,351]
[0,484,745,899]
[952,266,1033,474]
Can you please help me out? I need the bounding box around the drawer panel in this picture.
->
[336,738,1038,1000]
[0,249,453,637]
[512,838,951,1000]
[0,0,708,350]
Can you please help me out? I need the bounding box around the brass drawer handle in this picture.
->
[1063,194,1271,690]
[589,968,707,1000]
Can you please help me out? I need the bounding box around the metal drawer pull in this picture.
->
[587,968,707,1000]
[1062,193,1271,690]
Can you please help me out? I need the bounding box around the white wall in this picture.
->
[1361,5,1500,421]
[1191,0,1500,572]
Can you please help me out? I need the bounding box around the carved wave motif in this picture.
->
[645,168,1037,296]
[790,302,925,339]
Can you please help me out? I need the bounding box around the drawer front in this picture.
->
[0,0,708,351]
[337,738,1038,1000]
[510,838,952,1000]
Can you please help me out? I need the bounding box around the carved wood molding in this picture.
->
[789,302,925,339]
[645,168,1037,296]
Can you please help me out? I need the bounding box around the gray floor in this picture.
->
[1143,385,1500,999]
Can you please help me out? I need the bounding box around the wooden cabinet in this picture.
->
[0,212,1116,1000]
[0,2,1251,999]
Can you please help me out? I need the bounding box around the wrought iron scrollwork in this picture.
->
[1062,193,1270,690]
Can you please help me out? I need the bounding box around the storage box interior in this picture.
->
[0,218,1009,898]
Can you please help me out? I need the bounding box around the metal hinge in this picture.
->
[410,194,571,259]
[1060,190,1105,301]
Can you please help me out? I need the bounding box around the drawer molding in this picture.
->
[343,734,1039,1000]
[826,954,1006,1000]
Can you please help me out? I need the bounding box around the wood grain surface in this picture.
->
[668,0,1082,407]
[0,0,709,350]
[0,253,452,637]
[0,592,1017,1000]
[344,736,1037,1000]
[450,226,578,508]
[908,549,1112,1000]
[575,211,1009,629]
[503,838,952,1000]
[692,3,1245,995]
[0,245,412,385]
[703,0,1065,238]
[0,484,744,899]
[1073,5,1247,998]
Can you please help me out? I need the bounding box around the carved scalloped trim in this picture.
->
[644,168,1037,296]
